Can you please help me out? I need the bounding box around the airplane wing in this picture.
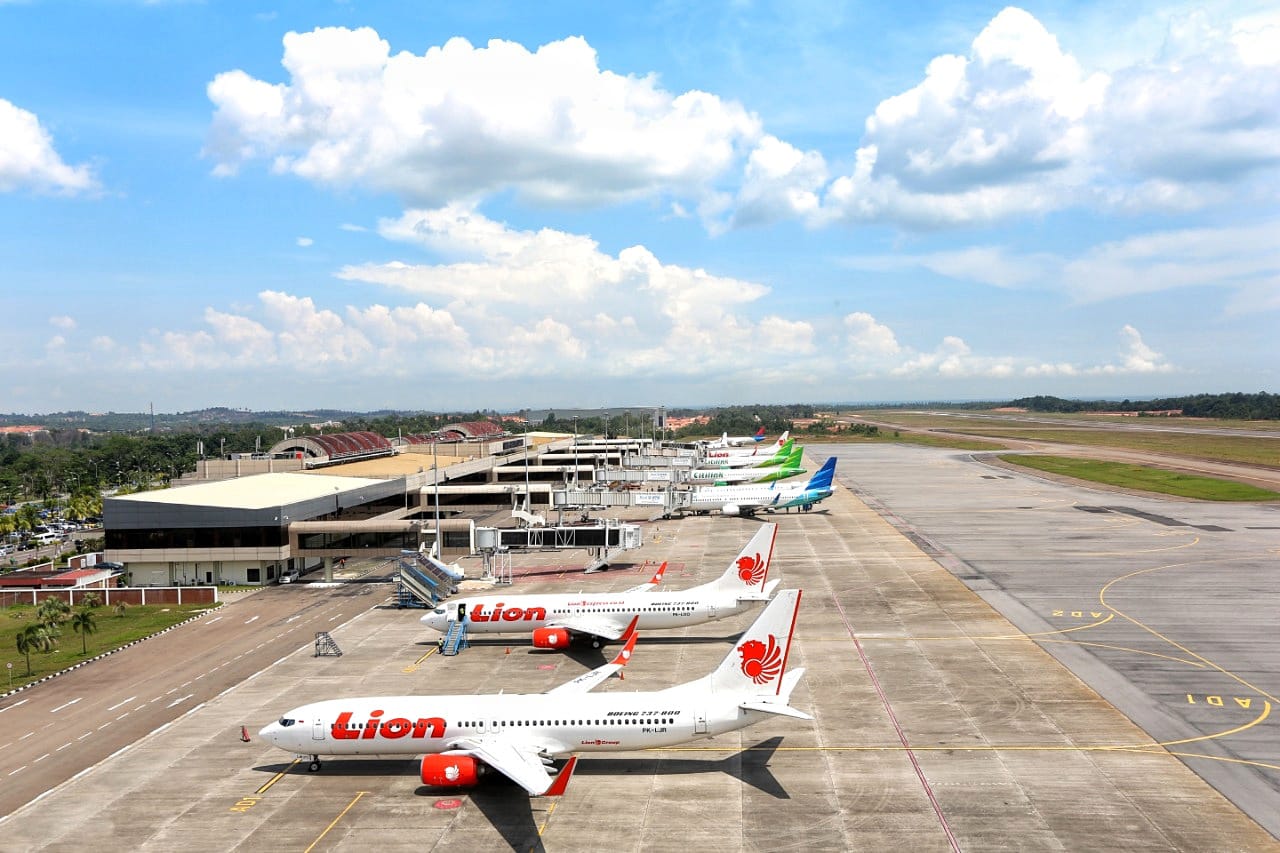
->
[623,561,667,593]
[442,738,558,796]
[545,613,635,641]
[545,631,637,696]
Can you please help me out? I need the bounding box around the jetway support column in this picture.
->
[324,556,333,583]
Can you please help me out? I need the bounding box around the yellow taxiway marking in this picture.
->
[1077,535,1200,557]
[403,647,439,673]
[534,801,558,845]
[1100,559,1280,708]
[255,758,300,795]
[304,791,368,853]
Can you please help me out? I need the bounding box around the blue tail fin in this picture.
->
[752,427,766,441]
[804,457,836,491]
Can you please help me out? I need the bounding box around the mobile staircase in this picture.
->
[440,619,469,656]
[395,548,465,608]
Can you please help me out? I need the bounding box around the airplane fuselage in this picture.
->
[424,590,755,635]
[261,692,769,759]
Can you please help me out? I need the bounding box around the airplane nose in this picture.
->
[258,722,280,742]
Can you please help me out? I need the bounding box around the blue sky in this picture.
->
[1,1,1277,414]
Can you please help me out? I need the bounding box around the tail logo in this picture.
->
[737,634,783,684]
[736,553,766,586]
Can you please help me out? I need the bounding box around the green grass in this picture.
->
[2,602,218,691]
[849,410,1280,467]
[998,455,1280,501]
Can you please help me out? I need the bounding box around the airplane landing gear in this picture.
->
[308,756,322,772]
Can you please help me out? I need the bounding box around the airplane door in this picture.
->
[312,716,325,741]
[694,711,707,734]
[456,603,467,623]
[707,602,718,619]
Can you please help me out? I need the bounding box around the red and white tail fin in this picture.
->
[708,523,777,598]
[707,588,802,696]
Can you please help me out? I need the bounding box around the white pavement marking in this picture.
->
[286,615,300,623]
[0,699,30,714]
[106,696,137,712]
[76,732,92,741]
[8,766,26,776]
[56,743,71,752]
[50,698,82,713]
[205,616,223,625]
[166,694,194,709]
[34,754,49,763]
[244,615,260,624]
[19,732,34,741]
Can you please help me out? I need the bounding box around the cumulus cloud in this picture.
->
[49,315,76,331]
[296,236,313,247]
[818,6,1280,228]
[205,28,761,210]
[0,97,97,194]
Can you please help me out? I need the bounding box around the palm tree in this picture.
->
[37,597,70,634]
[70,608,98,656]
[15,624,53,676]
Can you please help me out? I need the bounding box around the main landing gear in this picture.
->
[308,756,322,772]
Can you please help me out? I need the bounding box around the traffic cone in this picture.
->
[505,647,511,655]
[240,726,250,743]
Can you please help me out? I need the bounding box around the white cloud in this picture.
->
[49,315,76,331]
[817,6,1280,228]
[844,220,1279,309]
[0,97,97,194]
[296,236,313,247]
[206,28,761,210]
[844,312,901,358]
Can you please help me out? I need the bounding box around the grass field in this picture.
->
[850,410,1280,467]
[2,602,218,691]
[998,455,1280,501]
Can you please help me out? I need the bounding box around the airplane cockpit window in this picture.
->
[432,608,445,615]
[279,718,299,727]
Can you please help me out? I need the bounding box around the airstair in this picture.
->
[314,631,343,657]
[395,549,464,608]
[440,620,469,656]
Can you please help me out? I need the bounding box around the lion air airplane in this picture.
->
[702,430,790,460]
[421,523,780,649]
[702,426,767,448]
[698,438,797,469]
[258,588,809,796]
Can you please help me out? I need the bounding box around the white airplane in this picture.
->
[421,523,780,649]
[685,457,837,517]
[702,430,790,460]
[687,447,805,485]
[258,589,809,796]
[702,426,767,448]
[698,438,797,469]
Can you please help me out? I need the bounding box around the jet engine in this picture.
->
[721,503,741,517]
[532,627,571,649]
[421,754,484,787]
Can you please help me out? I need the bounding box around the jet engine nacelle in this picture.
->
[532,627,571,649]
[421,754,484,787]
[721,503,741,517]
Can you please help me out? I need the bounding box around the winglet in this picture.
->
[647,561,667,587]
[541,756,578,797]
[612,626,639,665]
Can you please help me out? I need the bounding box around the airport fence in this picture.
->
[0,586,218,608]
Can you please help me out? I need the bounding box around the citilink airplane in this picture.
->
[421,523,780,649]
[258,588,809,796]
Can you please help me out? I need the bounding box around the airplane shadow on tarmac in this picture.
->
[432,737,792,853]
[255,739,790,853]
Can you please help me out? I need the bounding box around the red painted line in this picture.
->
[830,596,961,853]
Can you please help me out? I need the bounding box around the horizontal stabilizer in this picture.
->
[738,578,781,602]
[738,699,814,721]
